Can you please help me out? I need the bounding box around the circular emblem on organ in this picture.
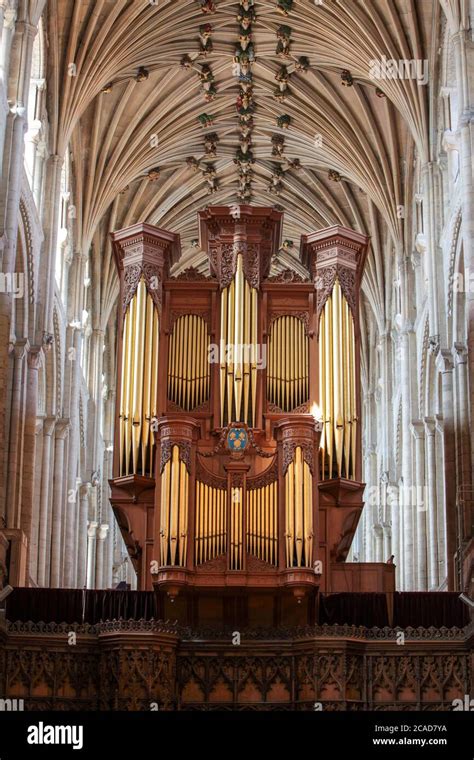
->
[227,427,248,451]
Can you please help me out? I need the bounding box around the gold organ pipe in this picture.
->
[195,482,227,564]
[287,461,294,566]
[169,445,180,565]
[197,481,203,564]
[160,458,170,565]
[168,315,210,411]
[132,281,146,473]
[119,307,130,476]
[349,307,357,478]
[178,460,187,566]
[325,294,333,478]
[125,294,135,475]
[319,309,326,477]
[333,282,344,477]
[294,446,303,566]
[182,461,189,565]
[267,316,309,412]
[303,461,312,566]
[243,278,251,425]
[220,287,227,424]
[142,294,153,474]
[219,262,258,426]
[119,283,160,477]
[150,306,159,475]
[227,279,235,423]
[319,279,357,480]
[251,287,258,427]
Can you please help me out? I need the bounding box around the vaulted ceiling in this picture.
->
[45,0,443,331]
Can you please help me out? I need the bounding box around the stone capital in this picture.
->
[436,349,454,373]
[87,521,98,539]
[423,417,436,436]
[43,416,56,436]
[453,342,468,365]
[55,418,70,440]
[79,482,91,499]
[27,345,44,370]
[97,524,109,541]
[13,338,29,360]
[411,420,425,439]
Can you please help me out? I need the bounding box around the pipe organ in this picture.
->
[267,315,309,412]
[168,314,210,411]
[110,210,394,628]
[119,278,160,477]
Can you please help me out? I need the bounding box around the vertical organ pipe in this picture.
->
[167,315,211,411]
[319,279,357,480]
[220,255,258,426]
[159,445,189,567]
[284,447,313,567]
[119,279,159,477]
[266,316,309,412]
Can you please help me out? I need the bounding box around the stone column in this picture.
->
[24,346,42,581]
[36,415,55,586]
[86,521,98,589]
[6,339,29,529]
[424,417,439,589]
[387,485,400,586]
[76,483,90,588]
[400,325,415,590]
[451,26,474,474]
[454,343,472,534]
[436,350,456,589]
[63,324,83,587]
[411,421,427,590]
[49,419,69,587]
[95,524,109,589]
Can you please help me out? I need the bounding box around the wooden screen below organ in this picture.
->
[267,315,309,412]
[168,314,210,411]
[119,278,159,477]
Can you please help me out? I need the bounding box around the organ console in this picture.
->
[110,207,394,627]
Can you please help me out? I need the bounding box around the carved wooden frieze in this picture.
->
[122,262,162,316]
[282,440,314,475]
[160,441,191,474]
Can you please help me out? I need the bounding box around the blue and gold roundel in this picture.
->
[227,427,248,452]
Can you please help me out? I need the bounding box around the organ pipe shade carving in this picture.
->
[284,446,313,567]
[319,279,357,480]
[267,316,309,412]
[220,254,258,427]
[168,315,210,410]
[230,486,244,570]
[160,445,189,566]
[246,481,278,565]
[119,278,159,477]
[195,481,227,564]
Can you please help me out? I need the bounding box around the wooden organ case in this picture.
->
[110,207,394,628]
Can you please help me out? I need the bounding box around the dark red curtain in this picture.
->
[5,588,158,624]
[5,588,470,628]
[392,592,469,628]
[318,593,389,627]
